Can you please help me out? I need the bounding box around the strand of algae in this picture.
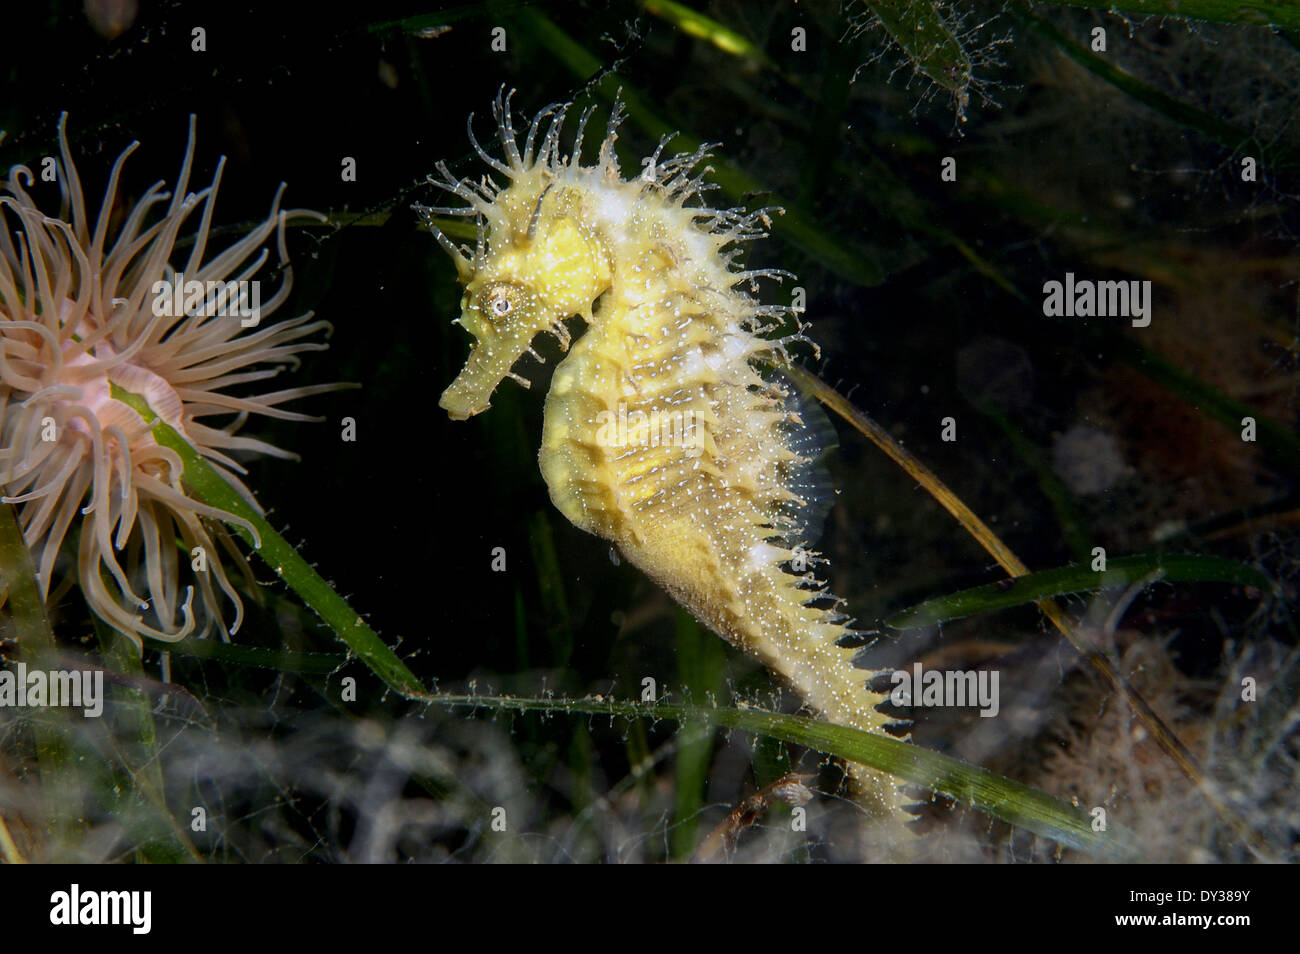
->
[0,503,195,861]
[1112,334,1300,483]
[644,0,972,103]
[636,1,1020,295]
[416,691,1142,860]
[645,0,1300,94]
[90,616,198,862]
[645,0,976,117]
[103,384,1136,857]
[110,382,426,697]
[0,503,73,848]
[1030,0,1300,29]
[641,0,779,69]
[861,0,972,98]
[1014,4,1300,171]
[0,814,22,863]
[889,552,1279,628]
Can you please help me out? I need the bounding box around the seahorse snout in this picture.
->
[439,325,541,420]
[439,354,495,420]
[438,384,485,420]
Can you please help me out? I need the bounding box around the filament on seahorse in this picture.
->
[422,90,909,822]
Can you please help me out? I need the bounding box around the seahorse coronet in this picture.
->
[429,87,910,826]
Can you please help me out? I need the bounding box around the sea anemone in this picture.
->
[0,114,337,648]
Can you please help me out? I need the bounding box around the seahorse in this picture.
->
[422,91,907,822]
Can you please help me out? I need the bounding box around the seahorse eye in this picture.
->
[477,282,527,322]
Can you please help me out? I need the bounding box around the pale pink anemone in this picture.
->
[0,114,339,648]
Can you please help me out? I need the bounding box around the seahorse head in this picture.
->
[434,175,611,420]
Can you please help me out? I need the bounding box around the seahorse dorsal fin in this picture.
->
[771,370,839,547]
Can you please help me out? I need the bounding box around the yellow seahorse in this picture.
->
[423,92,906,821]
